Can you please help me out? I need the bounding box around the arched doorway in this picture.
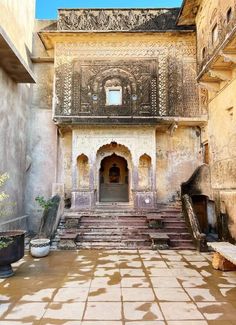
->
[99,153,129,202]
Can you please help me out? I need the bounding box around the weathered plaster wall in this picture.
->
[57,131,72,198]
[196,0,236,70]
[0,69,31,223]
[24,60,57,231]
[0,0,35,64]
[0,1,35,226]
[208,77,236,238]
[59,126,202,205]
[156,127,202,202]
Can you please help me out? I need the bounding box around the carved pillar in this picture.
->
[71,159,77,192]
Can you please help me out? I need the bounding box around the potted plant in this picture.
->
[0,173,25,278]
[29,196,53,258]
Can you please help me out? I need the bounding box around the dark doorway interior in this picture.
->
[99,154,129,202]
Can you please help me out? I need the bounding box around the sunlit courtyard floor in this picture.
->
[1,249,236,324]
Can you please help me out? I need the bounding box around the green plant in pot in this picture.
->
[0,173,25,278]
[29,196,54,258]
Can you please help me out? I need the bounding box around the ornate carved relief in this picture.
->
[56,59,159,117]
[58,9,191,31]
[55,41,200,119]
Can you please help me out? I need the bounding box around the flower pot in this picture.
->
[0,230,25,278]
[30,238,50,258]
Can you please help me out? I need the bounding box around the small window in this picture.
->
[227,7,232,23]
[226,106,233,119]
[202,47,206,59]
[106,87,122,106]
[212,24,218,44]
[203,143,209,164]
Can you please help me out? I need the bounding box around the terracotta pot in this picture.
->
[0,230,25,278]
[30,238,50,257]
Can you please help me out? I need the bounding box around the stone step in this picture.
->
[77,242,151,249]
[57,203,195,251]
[170,239,196,248]
[79,225,149,230]
[79,217,148,222]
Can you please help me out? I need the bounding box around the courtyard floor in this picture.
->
[1,249,236,324]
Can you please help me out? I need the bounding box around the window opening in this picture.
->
[212,24,218,44]
[227,7,232,23]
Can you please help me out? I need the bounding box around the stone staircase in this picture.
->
[56,203,195,250]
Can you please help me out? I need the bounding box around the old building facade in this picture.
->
[27,8,207,222]
[178,0,236,240]
[1,0,236,244]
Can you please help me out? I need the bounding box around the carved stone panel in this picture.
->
[56,59,159,117]
[57,9,193,31]
[54,40,201,121]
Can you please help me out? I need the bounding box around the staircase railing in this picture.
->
[182,194,208,252]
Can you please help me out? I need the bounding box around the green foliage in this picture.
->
[35,196,54,211]
[0,236,13,249]
[0,173,15,249]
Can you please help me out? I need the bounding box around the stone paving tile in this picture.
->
[53,287,89,302]
[62,277,92,288]
[4,302,48,320]
[154,288,191,301]
[94,268,120,276]
[81,321,123,325]
[90,276,121,287]
[125,322,165,325]
[84,302,122,320]
[185,288,224,302]
[1,249,236,324]
[122,288,155,301]
[178,277,207,288]
[123,301,164,321]
[120,268,146,277]
[143,260,168,268]
[88,287,121,301]
[196,302,236,321]
[121,277,150,287]
[0,320,39,325]
[159,302,205,320]
[166,261,189,267]
[150,276,181,288]
[43,302,86,320]
[167,321,208,325]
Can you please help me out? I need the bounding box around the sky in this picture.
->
[36,0,183,19]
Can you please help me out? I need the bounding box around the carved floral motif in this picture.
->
[54,41,200,119]
[57,9,189,31]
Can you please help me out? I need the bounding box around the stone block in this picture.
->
[212,252,236,271]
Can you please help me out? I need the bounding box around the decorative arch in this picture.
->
[95,142,133,203]
[96,142,132,168]
[77,154,89,189]
[92,67,137,93]
[138,153,152,190]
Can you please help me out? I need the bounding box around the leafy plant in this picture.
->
[0,236,13,249]
[0,173,14,249]
[35,196,54,211]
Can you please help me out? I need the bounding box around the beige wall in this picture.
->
[156,127,202,202]
[0,0,35,64]
[194,0,236,239]
[57,125,202,204]
[196,0,236,69]
[0,1,35,225]
[24,43,57,231]
[208,77,236,238]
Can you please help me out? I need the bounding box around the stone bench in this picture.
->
[149,233,170,250]
[146,215,164,229]
[208,242,236,271]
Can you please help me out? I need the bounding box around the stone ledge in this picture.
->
[0,26,35,83]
